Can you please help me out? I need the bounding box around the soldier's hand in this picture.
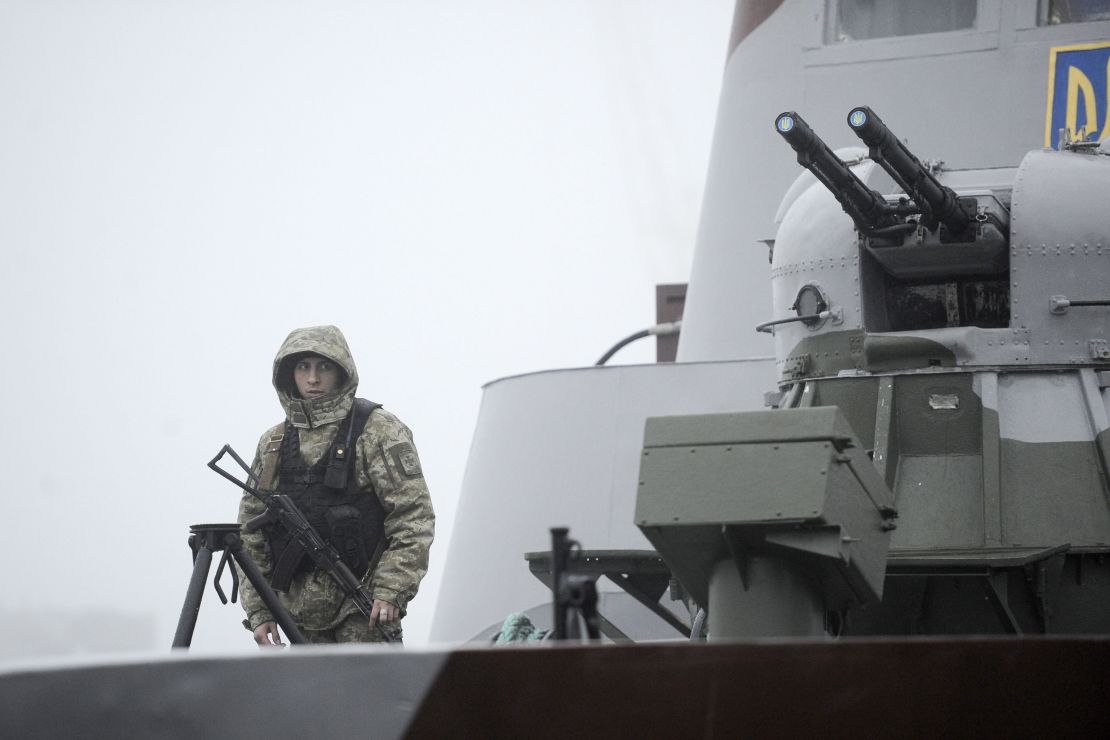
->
[253,621,285,648]
[370,599,399,625]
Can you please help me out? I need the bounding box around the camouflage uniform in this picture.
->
[237,325,434,643]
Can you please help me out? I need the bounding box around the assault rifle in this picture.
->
[208,444,394,642]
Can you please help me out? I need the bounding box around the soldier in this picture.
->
[237,325,434,645]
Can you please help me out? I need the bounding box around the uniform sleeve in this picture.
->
[235,429,280,630]
[358,410,435,614]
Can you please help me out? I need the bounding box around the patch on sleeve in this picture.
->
[389,442,423,479]
[264,431,284,454]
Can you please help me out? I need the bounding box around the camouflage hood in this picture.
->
[272,325,360,429]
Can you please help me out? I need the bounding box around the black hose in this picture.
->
[595,329,651,366]
[755,313,827,334]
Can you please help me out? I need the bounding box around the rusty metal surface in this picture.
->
[2,638,1104,738]
[406,638,1109,738]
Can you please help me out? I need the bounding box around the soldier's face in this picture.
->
[293,355,341,399]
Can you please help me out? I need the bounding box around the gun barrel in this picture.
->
[775,111,894,232]
[847,106,969,234]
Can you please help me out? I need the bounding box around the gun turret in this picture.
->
[774,111,899,234]
[773,106,1011,309]
[847,106,975,237]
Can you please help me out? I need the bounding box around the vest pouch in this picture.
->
[325,503,369,578]
[323,446,350,489]
[267,527,309,593]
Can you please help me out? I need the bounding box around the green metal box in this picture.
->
[636,407,896,613]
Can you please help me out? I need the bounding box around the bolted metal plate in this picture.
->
[637,440,834,526]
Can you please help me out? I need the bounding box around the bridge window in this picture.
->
[827,0,977,43]
[1040,0,1110,25]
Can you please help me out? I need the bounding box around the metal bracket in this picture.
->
[782,355,811,380]
[764,390,787,409]
[983,571,1022,635]
[1090,339,1110,361]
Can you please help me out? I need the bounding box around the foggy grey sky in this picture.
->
[0,0,733,658]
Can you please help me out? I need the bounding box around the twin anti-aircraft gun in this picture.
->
[635,107,1110,639]
[760,106,1009,336]
[777,107,991,243]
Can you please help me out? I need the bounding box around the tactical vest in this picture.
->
[265,398,385,592]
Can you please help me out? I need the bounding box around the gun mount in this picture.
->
[635,114,1110,644]
[763,107,1015,347]
[775,108,1009,285]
